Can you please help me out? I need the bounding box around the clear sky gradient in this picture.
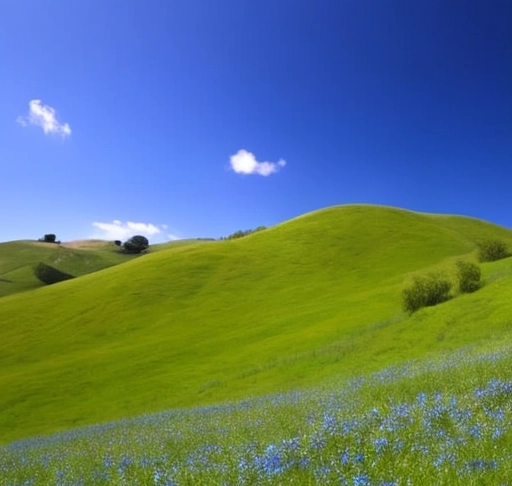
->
[1,1,511,242]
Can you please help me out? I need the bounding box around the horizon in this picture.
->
[1,1,511,243]
[2,202,510,245]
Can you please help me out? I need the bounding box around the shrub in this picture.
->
[222,226,268,240]
[403,273,452,314]
[123,235,149,253]
[33,262,74,285]
[456,260,481,293]
[478,239,509,262]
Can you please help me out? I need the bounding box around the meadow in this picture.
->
[1,205,512,484]
[0,239,141,298]
[1,342,511,485]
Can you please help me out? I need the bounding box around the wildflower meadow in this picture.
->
[1,343,511,485]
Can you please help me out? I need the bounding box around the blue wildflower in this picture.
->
[353,473,371,485]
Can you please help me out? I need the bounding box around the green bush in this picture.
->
[478,239,509,262]
[456,260,481,293]
[33,262,74,285]
[221,226,267,240]
[403,273,452,314]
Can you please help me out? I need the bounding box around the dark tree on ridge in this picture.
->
[123,235,149,253]
[40,234,57,243]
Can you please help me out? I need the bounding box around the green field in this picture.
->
[0,239,143,298]
[1,204,512,445]
[3,344,511,484]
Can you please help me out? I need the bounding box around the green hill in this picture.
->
[1,204,512,443]
[0,239,142,298]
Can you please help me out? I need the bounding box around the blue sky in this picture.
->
[1,0,511,243]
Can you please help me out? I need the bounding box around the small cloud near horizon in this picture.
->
[16,99,71,138]
[230,149,286,176]
[91,220,176,242]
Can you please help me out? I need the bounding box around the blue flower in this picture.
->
[373,437,389,453]
[353,473,370,485]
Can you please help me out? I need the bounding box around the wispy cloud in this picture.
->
[16,99,71,138]
[230,149,286,176]
[91,220,168,242]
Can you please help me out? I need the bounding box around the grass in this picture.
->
[1,204,512,444]
[0,239,140,298]
[0,237,215,298]
[1,341,511,485]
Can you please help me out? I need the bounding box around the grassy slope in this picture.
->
[1,205,512,443]
[0,240,143,298]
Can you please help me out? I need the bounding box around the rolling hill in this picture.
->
[0,239,140,298]
[1,204,512,443]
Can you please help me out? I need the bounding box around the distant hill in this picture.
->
[1,204,512,443]
[0,238,217,299]
[0,239,138,298]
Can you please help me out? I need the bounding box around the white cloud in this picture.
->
[17,99,71,138]
[230,149,286,176]
[91,220,165,241]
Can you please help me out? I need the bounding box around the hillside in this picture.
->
[0,238,206,298]
[0,239,140,298]
[1,204,512,443]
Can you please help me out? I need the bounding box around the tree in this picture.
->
[123,235,149,253]
[456,260,481,293]
[40,234,57,243]
[114,240,122,247]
